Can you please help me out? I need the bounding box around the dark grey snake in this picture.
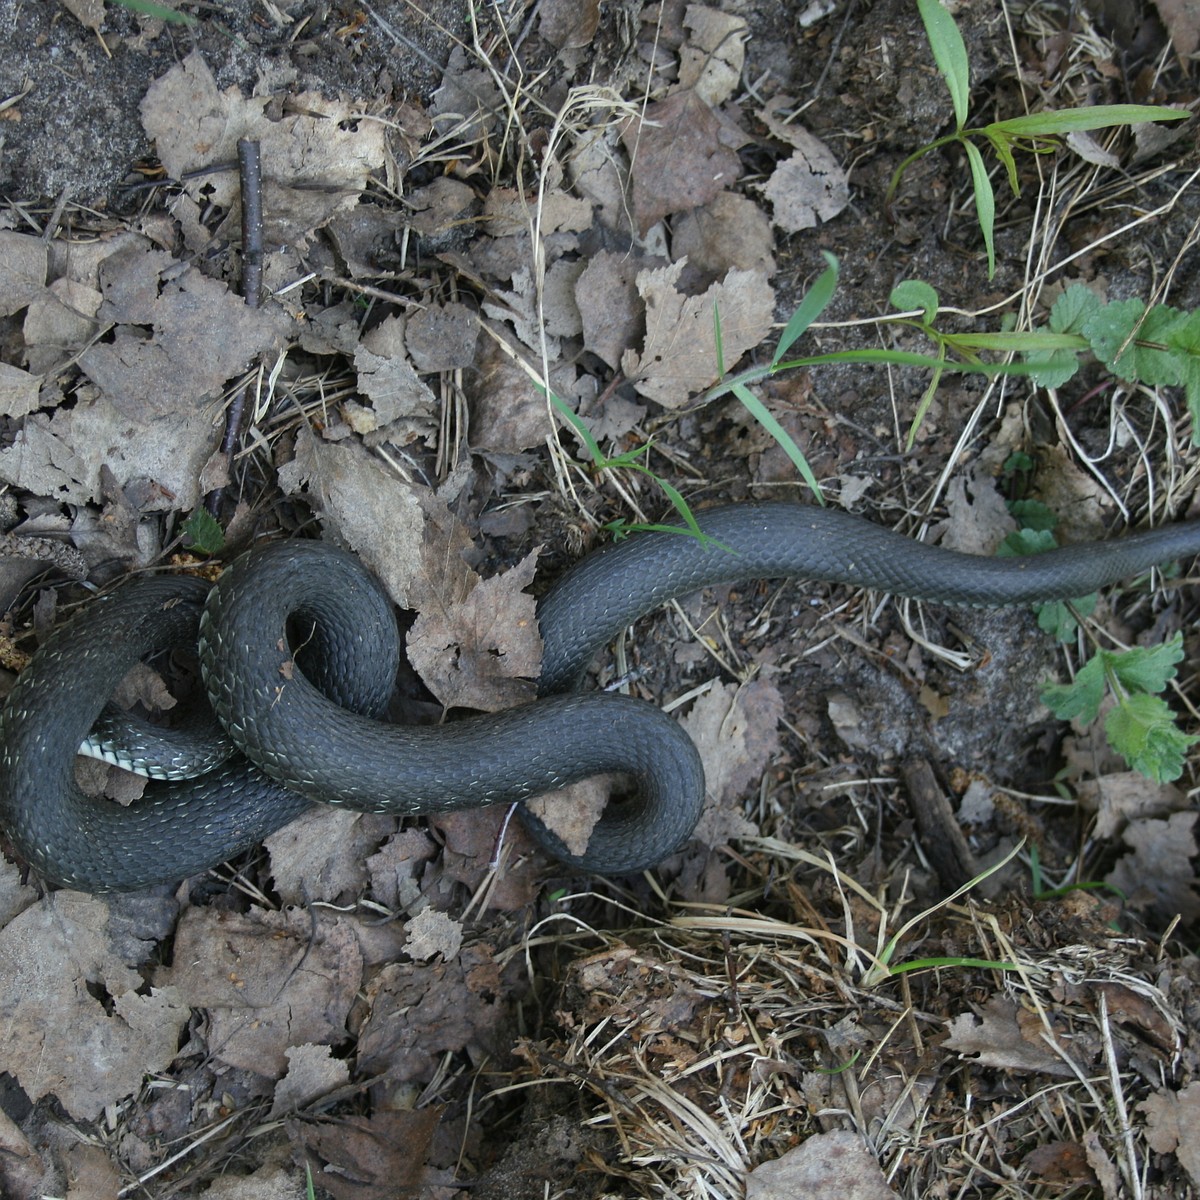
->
[2,502,1199,892]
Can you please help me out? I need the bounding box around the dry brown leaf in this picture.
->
[621,260,775,408]
[366,828,439,912]
[0,231,48,317]
[155,907,363,1077]
[270,1044,352,1119]
[745,1130,898,1199]
[0,893,189,1120]
[295,1108,443,1200]
[406,302,479,373]
[1141,1081,1200,1186]
[621,89,742,235]
[684,679,785,803]
[758,136,850,233]
[356,944,510,1083]
[483,187,593,238]
[567,125,629,233]
[141,51,384,241]
[22,277,102,375]
[575,249,655,371]
[434,807,542,912]
[539,0,600,50]
[481,267,558,359]
[0,363,41,419]
[1105,811,1200,922]
[944,995,1079,1077]
[670,190,776,279]
[278,433,458,611]
[755,99,848,233]
[466,326,577,453]
[1077,773,1187,839]
[521,777,612,860]
[939,470,1017,554]
[0,387,220,510]
[405,908,464,961]
[1022,1142,1096,1186]
[406,549,541,711]
[79,241,291,419]
[350,314,438,441]
[265,807,399,906]
[677,7,747,108]
[429,45,504,145]
[1153,0,1200,59]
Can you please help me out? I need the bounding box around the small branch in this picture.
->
[238,137,263,308]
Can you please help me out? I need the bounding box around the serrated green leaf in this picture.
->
[1042,654,1106,722]
[890,279,940,323]
[1083,297,1146,379]
[1105,634,1185,695]
[1026,291,1095,381]
[181,508,224,554]
[1049,284,1102,334]
[1008,499,1057,532]
[772,251,838,366]
[1104,692,1196,782]
[1025,348,1082,388]
[985,105,1186,138]
[962,139,996,278]
[917,0,970,129]
[1085,300,1185,385]
[999,527,1058,556]
[1036,600,1077,641]
[1165,310,1200,441]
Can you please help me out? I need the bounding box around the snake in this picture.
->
[2,502,1199,892]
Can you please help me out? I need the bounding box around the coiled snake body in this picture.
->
[3,502,1199,891]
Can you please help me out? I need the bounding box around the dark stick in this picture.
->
[238,137,263,309]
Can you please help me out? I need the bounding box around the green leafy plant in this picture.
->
[1042,634,1197,782]
[181,508,225,555]
[889,0,1186,277]
[886,280,1200,446]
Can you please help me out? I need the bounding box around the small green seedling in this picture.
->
[891,0,1187,277]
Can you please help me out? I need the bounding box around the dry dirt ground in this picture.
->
[0,0,1198,1197]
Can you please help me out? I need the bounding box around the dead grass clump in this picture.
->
[514,843,1198,1198]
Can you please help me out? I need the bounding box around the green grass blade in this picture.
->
[983,130,1021,195]
[985,104,1185,137]
[548,389,607,465]
[772,251,839,366]
[963,139,997,278]
[115,0,198,22]
[732,382,824,503]
[917,0,970,129]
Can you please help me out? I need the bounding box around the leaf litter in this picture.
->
[0,0,1197,1196]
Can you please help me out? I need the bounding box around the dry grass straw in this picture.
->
[510,837,1193,1198]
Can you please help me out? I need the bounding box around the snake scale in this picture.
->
[2,502,1199,891]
